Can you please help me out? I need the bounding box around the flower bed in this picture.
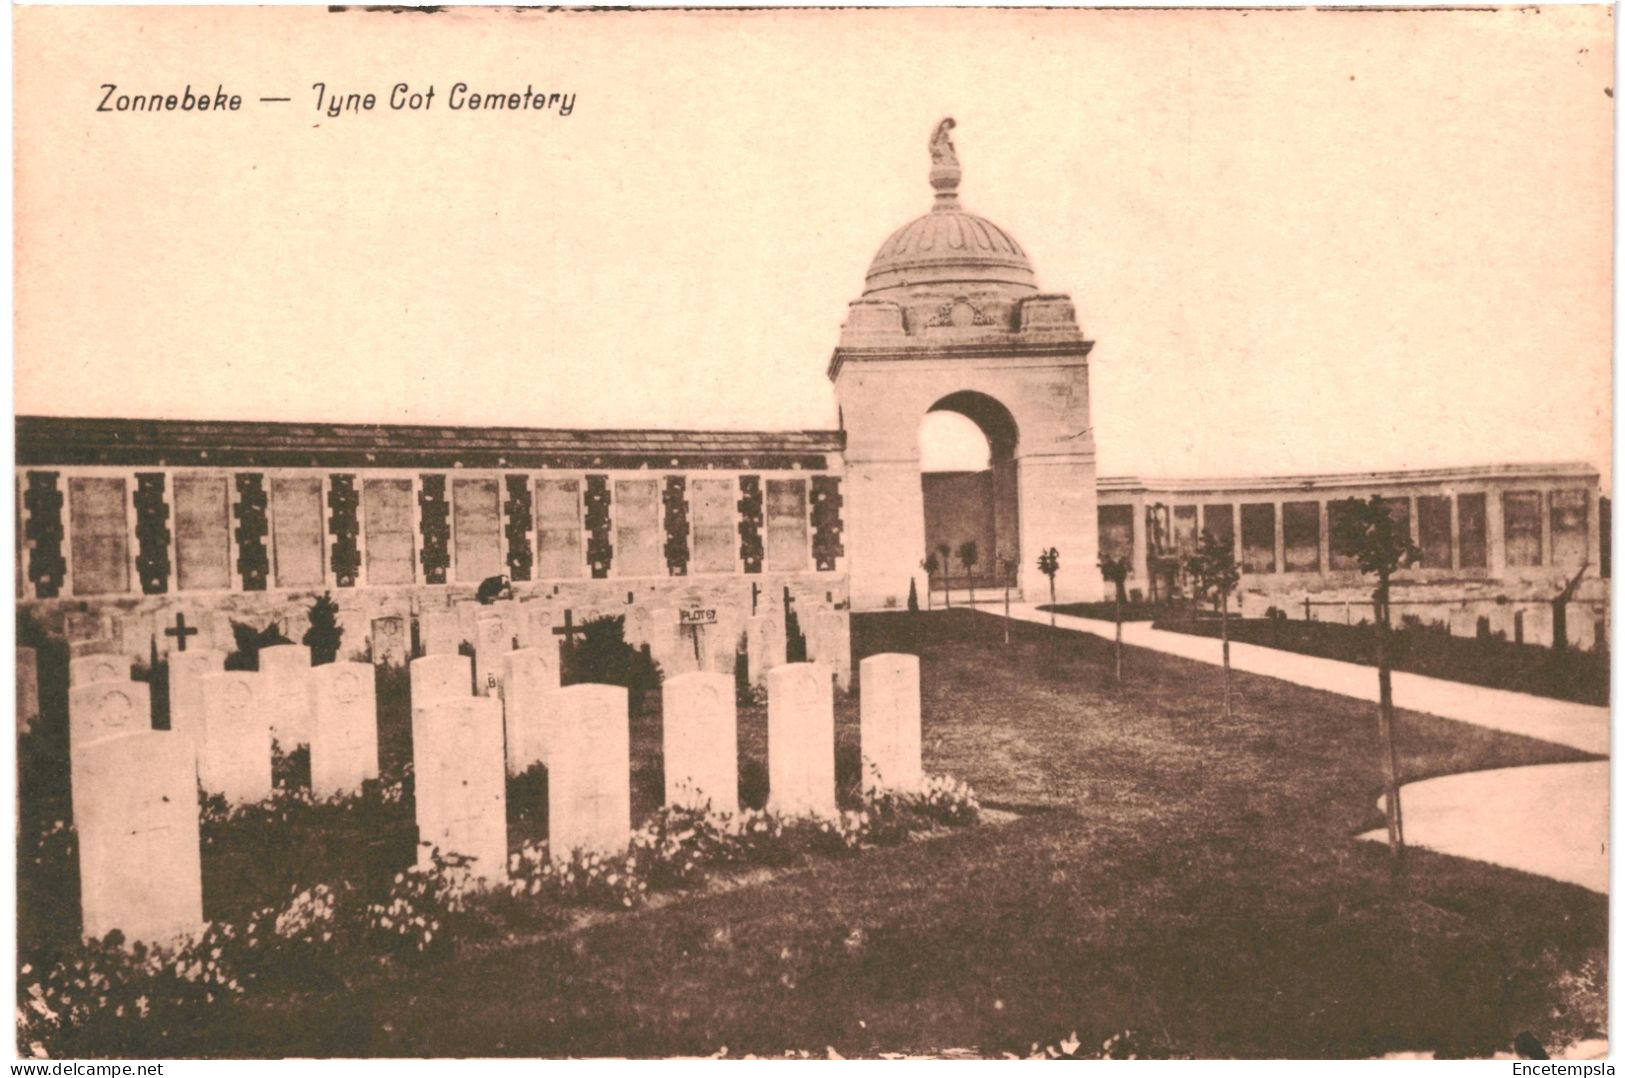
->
[17,777,981,1058]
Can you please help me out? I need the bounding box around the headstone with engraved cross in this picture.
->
[663,671,738,814]
[69,679,151,755]
[501,648,561,775]
[766,662,836,818]
[549,684,631,859]
[411,653,473,707]
[168,649,226,747]
[75,730,204,947]
[420,612,461,657]
[69,653,130,689]
[474,614,510,697]
[198,671,272,804]
[311,662,378,798]
[746,614,783,688]
[524,603,557,655]
[412,696,507,883]
[371,616,409,668]
[258,644,314,748]
[859,653,923,794]
[807,609,853,692]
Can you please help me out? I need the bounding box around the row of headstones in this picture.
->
[57,645,377,804]
[44,599,854,811]
[71,651,922,947]
[379,599,851,690]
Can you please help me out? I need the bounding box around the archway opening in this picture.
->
[918,391,1020,598]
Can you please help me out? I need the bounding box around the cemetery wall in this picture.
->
[15,417,850,659]
[1098,462,1610,648]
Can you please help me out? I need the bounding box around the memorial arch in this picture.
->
[919,391,1021,593]
[830,119,1100,610]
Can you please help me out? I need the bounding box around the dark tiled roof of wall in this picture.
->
[15,416,845,471]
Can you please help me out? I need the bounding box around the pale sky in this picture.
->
[14,6,1613,484]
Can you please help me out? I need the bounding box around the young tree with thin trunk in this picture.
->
[1098,554,1131,686]
[1186,531,1240,719]
[1038,547,1060,627]
[959,540,979,609]
[920,553,940,611]
[998,553,1016,645]
[1330,495,1422,868]
[936,542,954,609]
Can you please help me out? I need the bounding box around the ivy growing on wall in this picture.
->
[811,475,845,572]
[663,475,689,576]
[418,475,450,585]
[233,474,270,592]
[23,471,65,599]
[327,475,361,587]
[737,475,764,574]
[133,472,171,595]
[584,475,612,579]
[504,475,534,582]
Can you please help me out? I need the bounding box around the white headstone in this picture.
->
[65,611,103,643]
[625,606,653,649]
[747,614,783,687]
[311,662,379,798]
[474,614,509,697]
[69,653,129,688]
[167,649,225,746]
[860,653,923,794]
[549,684,632,858]
[525,604,557,652]
[500,648,561,775]
[411,652,473,707]
[808,609,853,692]
[17,645,40,734]
[420,612,461,656]
[455,600,482,651]
[371,616,409,668]
[646,607,685,679]
[488,600,524,649]
[75,731,204,947]
[205,611,237,654]
[116,613,154,662]
[258,644,314,748]
[69,680,150,751]
[708,607,746,679]
[198,672,272,804]
[766,662,836,818]
[663,671,738,814]
[412,696,507,883]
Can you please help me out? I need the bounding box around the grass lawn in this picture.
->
[1040,600,1165,622]
[1153,615,1610,706]
[80,610,1605,1059]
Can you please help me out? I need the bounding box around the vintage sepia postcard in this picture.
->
[10,4,1613,1062]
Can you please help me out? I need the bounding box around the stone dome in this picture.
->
[864,210,1037,295]
[862,118,1039,297]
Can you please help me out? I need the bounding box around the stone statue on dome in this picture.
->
[929,118,958,167]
